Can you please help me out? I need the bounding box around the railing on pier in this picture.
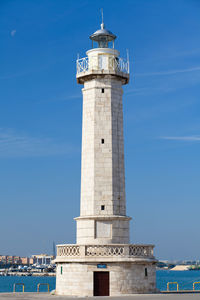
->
[163,281,200,293]
[76,56,129,75]
[167,282,179,292]
[13,283,25,293]
[193,282,200,291]
[57,244,154,259]
[37,283,50,293]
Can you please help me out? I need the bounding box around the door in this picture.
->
[94,272,109,296]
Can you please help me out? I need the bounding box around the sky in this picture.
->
[0,0,200,260]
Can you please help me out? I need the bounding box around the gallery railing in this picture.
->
[76,56,129,75]
[57,244,154,259]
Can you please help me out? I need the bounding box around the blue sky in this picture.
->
[0,0,200,260]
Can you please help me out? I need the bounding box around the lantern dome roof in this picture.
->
[89,23,116,42]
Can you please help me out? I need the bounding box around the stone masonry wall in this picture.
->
[76,76,129,245]
[80,77,126,217]
[56,262,156,296]
[76,217,130,244]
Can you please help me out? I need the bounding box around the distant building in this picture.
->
[13,256,21,264]
[21,257,29,265]
[32,254,54,265]
[7,256,13,264]
[29,258,33,265]
[0,256,7,264]
[0,255,33,265]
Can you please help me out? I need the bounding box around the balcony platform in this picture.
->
[76,54,129,84]
[76,69,129,84]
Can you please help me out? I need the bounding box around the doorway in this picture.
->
[93,271,109,296]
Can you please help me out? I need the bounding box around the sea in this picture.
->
[0,270,200,293]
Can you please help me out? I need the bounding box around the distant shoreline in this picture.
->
[0,272,55,277]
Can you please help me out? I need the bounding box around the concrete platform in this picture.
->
[0,293,200,300]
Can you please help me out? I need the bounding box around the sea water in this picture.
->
[0,276,55,293]
[157,270,200,291]
[0,271,200,293]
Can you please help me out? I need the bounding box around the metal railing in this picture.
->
[37,283,50,293]
[13,283,25,293]
[76,56,129,75]
[167,282,179,291]
[77,57,89,73]
[165,281,200,292]
[13,282,50,293]
[193,282,200,291]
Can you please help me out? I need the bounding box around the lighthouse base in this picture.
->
[55,244,157,296]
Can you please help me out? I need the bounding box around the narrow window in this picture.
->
[102,88,104,93]
[145,267,148,277]
[61,266,63,275]
[101,205,105,210]
[101,139,104,144]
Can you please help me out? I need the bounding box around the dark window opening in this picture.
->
[101,139,104,144]
[102,88,104,93]
[101,205,105,210]
[61,266,63,275]
[145,267,148,277]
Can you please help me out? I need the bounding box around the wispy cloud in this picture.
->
[0,128,77,158]
[126,64,200,97]
[34,93,81,104]
[48,93,81,102]
[125,86,176,96]
[136,66,200,77]
[126,97,195,123]
[160,136,200,142]
[10,29,16,37]
[135,48,200,65]
[0,70,33,80]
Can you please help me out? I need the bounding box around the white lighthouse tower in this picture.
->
[55,19,157,296]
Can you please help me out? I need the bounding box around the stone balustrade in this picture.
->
[57,244,154,259]
[57,245,80,257]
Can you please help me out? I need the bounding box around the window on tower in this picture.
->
[145,268,148,277]
[102,88,104,93]
[101,205,105,210]
[101,139,104,144]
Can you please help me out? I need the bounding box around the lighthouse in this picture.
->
[55,20,157,296]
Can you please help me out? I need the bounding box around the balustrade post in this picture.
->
[123,245,129,257]
[79,245,86,258]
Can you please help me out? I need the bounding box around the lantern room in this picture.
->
[90,22,116,49]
